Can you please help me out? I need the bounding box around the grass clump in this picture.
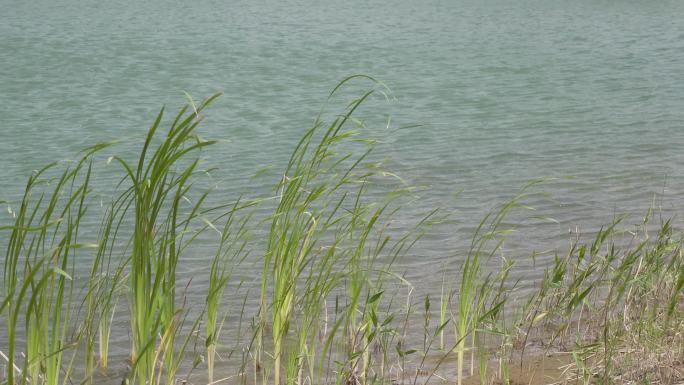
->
[2,143,112,385]
[110,94,221,385]
[256,77,425,385]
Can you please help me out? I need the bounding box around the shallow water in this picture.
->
[2,0,684,381]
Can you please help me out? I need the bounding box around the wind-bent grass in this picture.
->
[107,93,222,385]
[79,191,130,382]
[206,200,251,384]
[2,143,113,385]
[2,80,684,385]
[257,76,422,385]
[448,183,540,385]
[0,81,435,385]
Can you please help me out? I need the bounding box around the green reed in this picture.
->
[108,93,220,385]
[449,183,539,385]
[257,76,391,385]
[1,142,113,385]
[205,200,251,384]
[2,81,684,385]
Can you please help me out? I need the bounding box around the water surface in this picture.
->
[2,0,684,380]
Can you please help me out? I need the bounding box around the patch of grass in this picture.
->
[1,79,684,385]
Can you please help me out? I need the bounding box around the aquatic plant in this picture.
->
[1,80,683,385]
[2,142,113,385]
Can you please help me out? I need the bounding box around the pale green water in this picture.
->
[2,0,684,380]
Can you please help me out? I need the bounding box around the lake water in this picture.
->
[2,0,684,381]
